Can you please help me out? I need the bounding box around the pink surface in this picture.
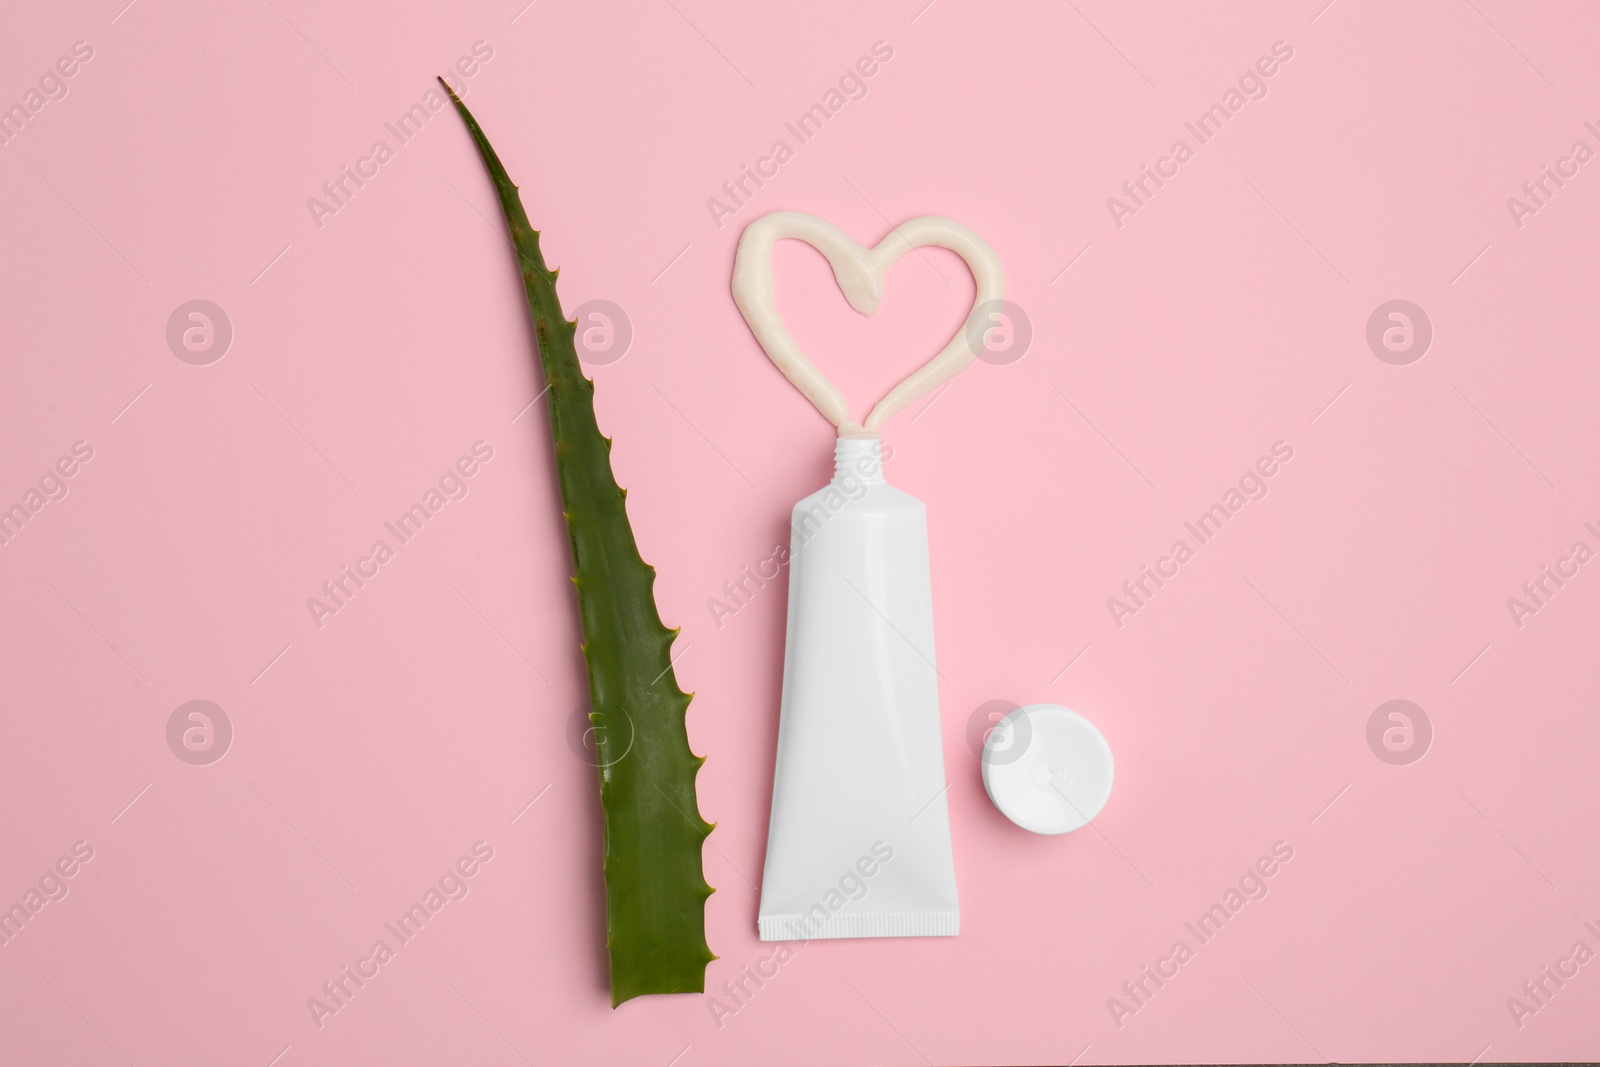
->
[2,0,1598,1063]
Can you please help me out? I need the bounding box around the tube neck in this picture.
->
[834,436,886,485]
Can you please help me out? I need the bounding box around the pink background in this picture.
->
[2,0,1598,1063]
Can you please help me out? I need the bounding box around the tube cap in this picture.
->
[980,704,1114,835]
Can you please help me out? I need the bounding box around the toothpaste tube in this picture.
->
[756,436,958,939]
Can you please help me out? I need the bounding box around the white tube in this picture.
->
[757,438,959,940]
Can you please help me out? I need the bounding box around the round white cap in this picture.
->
[980,704,1114,834]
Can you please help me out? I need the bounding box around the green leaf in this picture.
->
[441,79,714,1006]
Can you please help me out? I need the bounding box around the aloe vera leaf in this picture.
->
[440,80,714,1006]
